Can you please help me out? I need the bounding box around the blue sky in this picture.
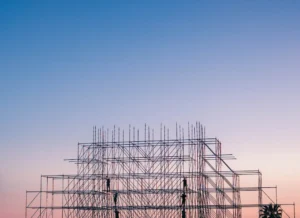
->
[0,1,300,217]
[1,1,299,126]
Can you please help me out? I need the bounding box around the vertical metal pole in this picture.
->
[294,202,296,218]
[25,191,28,218]
[62,175,64,218]
[258,171,262,217]
[46,177,48,218]
[40,176,42,217]
[275,185,278,204]
[52,178,54,218]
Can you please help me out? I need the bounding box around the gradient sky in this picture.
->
[1,1,300,217]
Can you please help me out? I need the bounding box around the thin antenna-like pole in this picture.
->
[145,124,147,142]
[129,125,131,142]
[160,123,162,141]
[188,122,190,140]
[92,126,94,143]
[114,125,116,143]
[107,128,109,143]
[176,122,178,140]
[276,185,278,204]
[133,126,135,142]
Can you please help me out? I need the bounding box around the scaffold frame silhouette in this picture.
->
[25,122,295,218]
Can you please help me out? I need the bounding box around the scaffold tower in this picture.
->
[25,122,295,218]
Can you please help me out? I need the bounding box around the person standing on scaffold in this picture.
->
[181,178,187,218]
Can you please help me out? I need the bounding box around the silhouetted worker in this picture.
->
[106,177,110,192]
[181,192,187,206]
[113,192,118,206]
[182,209,186,218]
[183,177,187,191]
[115,209,120,218]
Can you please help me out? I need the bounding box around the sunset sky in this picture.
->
[1,1,300,217]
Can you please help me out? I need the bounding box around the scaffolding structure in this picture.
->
[25,123,294,218]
